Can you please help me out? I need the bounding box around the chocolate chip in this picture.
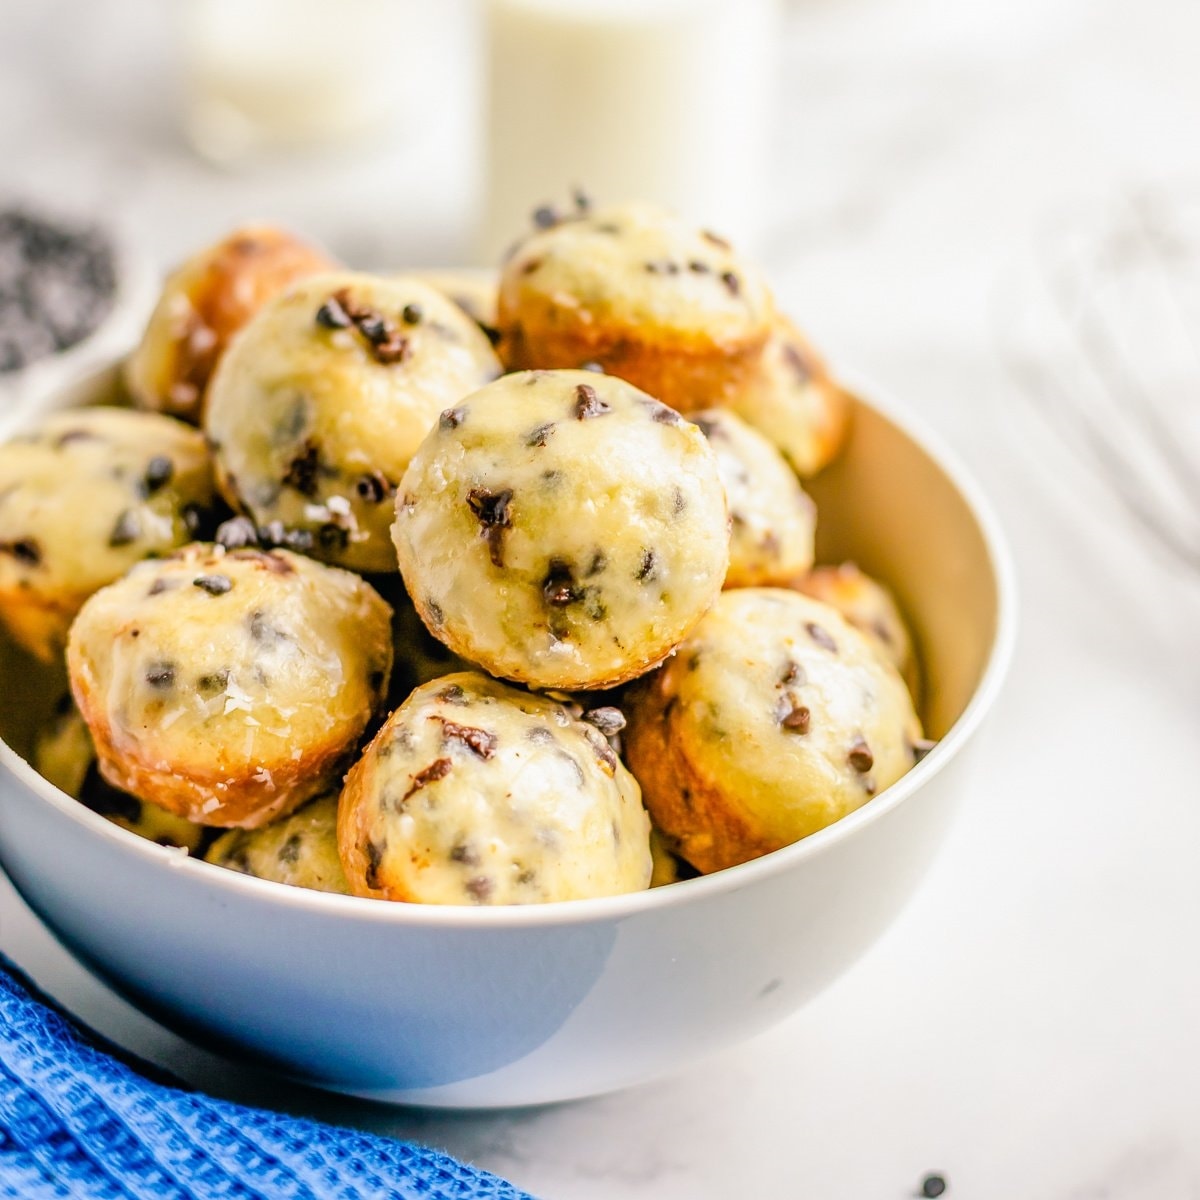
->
[466,487,514,567]
[358,315,387,343]
[282,439,321,497]
[108,510,140,547]
[426,598,445,627]
[806,622,838,653]
[912,737,937,763]
[465,875,494,902]
[647,401,681,425]
[582,706,625,736]
[439,720,498,760]
[672,487,687,515]
[848,736,874,772]
[586,550,607,576]
[147,578,174,596]
[437,683,466,704]
[404,756,453,801]
[365,838,384,889]
[542,558,578,606]
[215,516,259,550]
[702,229,731,249]
[780,660,806,686]
[355,471,391,503]
[0,538,41,566]
[636,548,657,581]
[450,841,479,866]
[315,295,352,329]
[920,1175,947,1198]
[142,455,174,495]
[532,205,558,229]
[526,422,555,447]
[193,573,232,596]
[248,610,287,645]
[317,523,350,551]
[278,834,302,865]
[720,271,741,297]
[371,333,410,365]
[145,662,175,689]
[401,303,423,325]
[781,703,811,734]
[574,382,610,419]
[261,521,314,553]
[197,669,230,695]
[440,407,466,430]
[688,260,710,274]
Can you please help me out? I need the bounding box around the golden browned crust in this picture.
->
[622,672,779,875]
[126,226,335,424]
[337,720,398,900]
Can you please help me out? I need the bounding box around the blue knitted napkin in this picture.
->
[0,954,535,1200]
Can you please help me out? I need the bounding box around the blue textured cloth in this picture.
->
[0,955,535,1200]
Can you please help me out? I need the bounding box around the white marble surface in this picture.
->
[3,0,1200,1196]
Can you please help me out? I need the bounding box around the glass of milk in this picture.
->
[481,0,781,260]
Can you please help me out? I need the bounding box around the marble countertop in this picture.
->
[3,0,1199,1196]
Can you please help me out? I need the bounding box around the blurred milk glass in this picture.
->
[482,0,780,261]
[181,0,409,164]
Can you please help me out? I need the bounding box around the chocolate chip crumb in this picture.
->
[142,456,174,495]
[574,382,610,419]
[108,510,140,547]
[781,703,811,734]
[438,720,498,760]
[315,296,352,329]
[440,407,465,430]
[193,573,232,596]
[805,622,838,653]
[404,756,453,801]
[145,662,175,689]
[582,706,625,736]
[848,736,874,772]
[466,487,514,567]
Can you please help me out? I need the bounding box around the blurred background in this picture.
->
[3,1,1200,1195]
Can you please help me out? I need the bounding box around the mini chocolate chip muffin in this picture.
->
[392,369,729,690]
[623,588,923,874]
[33,697,208,851]
[0,407,217,662]
[126,225,334,424]
[690,408,816,588]
[338,671,651,904]
[205,272,502,572]
[67,544,393,829]
[728,318,851,478]
[792,562,919,696]
[205,792,349,893]
[497,203,774,413]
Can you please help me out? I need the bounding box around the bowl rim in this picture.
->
[0,364,1018,931]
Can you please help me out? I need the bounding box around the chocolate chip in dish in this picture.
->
[205,792,349,894]
[0,407,218,662]
[622,588,923,874]
[205,272,502,573]
[792,562,920,697]
[391,369,729,690]
[690,408,817,588]
[727,317,851,478]
[66,544,393,829]
[125,225,334,425]
[33,695,209,851]
[338,671,651,904]
[497,201,774,412]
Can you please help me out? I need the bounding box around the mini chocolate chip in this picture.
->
[440,407,466,430]
[781,703,811,734]
[587,550,607,576]
[848,736,874,772]
[702,229,731,249]
[0,538,41,566]
[780,660,806,686]
[720,270,741,297]
[648,401,681,425]
[582,706,625,736]
[371,334,409,365]
[278,834,302,864]
[197,669,230,695]
[543,558,577,606]
[358,315,387,343]
[672,487,687,515]
[466,875,494,902]
[108,510,140,547]
[688,260,710,274]
[317,523,350,550]
[806,622,838,653]
[517,867,537,885]
[282,439,321,498]
[404,756,453,801]
[450,841,479,866]
[574,382,610,419]
[532,205,558,229]
[426,598,445,626]
[912,737,937,763]
[437,683,466,704]
[439,720,498,760]
[520,257,542,276]
[466,487,514,568]
[142,455,174,494]
[401,303,423,325]
[215,515,259,550]
[365,838,384,889]
[249,610,287,644]
[636,548,657,581]
[920,1175,947,1198]
[193,574,232,596]
[526,422,555,447]
[145,662,175,689]
[315,296,352,329]
[355,471,391,503]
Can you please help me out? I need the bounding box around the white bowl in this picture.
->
[0,362,1015,1108]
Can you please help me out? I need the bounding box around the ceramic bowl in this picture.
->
[0,360,1015,1108]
